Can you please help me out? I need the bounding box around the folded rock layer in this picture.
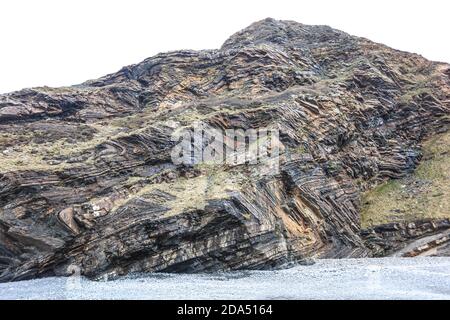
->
[0,18,449,281]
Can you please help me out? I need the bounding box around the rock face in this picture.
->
[0,18,449,282]
[362,219,450,257]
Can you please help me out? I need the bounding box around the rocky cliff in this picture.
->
[1,18,449,282]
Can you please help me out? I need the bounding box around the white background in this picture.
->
[0,0,449,94]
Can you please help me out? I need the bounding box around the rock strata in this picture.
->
[362,219,450,257]
[0,18,449,282]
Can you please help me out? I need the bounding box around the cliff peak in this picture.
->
[221,17,349,50]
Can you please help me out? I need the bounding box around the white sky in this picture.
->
[0,0,449,94]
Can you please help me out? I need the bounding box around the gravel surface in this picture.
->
[1,257,450,300]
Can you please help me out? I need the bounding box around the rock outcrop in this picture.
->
[362,219,450,257]
[0,18,449,282]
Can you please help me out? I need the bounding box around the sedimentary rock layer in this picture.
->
[0,18,449,281]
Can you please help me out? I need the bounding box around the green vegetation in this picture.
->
[0,124,120,172]
[398,87,432,104]
[361,130,450,228]
[124,168,247,217]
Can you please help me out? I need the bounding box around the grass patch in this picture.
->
[361,130,450,228]
[122,168,247,217]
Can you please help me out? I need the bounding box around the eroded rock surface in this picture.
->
[0,18,449,281]
[362,219,450,257]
